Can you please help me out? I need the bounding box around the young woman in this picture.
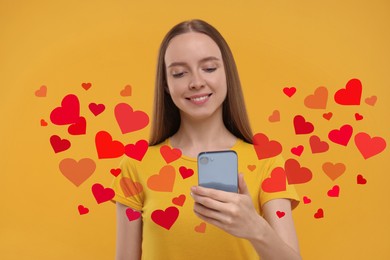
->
[112,19,301,260]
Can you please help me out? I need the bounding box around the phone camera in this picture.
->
[199,156,209,165]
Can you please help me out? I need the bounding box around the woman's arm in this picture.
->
[115,202,142,260]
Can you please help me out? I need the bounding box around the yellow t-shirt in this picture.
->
[111,139,299,260]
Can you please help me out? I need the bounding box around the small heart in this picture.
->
[91,183,115,204]
[268,110,280,122]
[89,103,105,116]
[40,119,48,126]
[365,95,377,106]
[110,168,121,177]
[68,116,86,135]
[283,87,296,97]
[179,166,194,179]
[172,194,186,207]
[276,211,285,218]
[303,196,311,204]
[293,115,314,135]
[35,85,47,97]
[78,205,89,215]
[327,185,340,197]
[323,112,333,120]
[194,222,206,233]
[151,206,179,230]
[314,208,324,219]
[50,135,71,153]
[355,113,363,121]
[160,145,182,163]
[322,162,346,181]
[82,82,92,90]
[357,174,367,185]
[126,208,141,221]
[309,135,329,154]
[120,85,132,96]
[247,165,256,171]
[304,86,328,109]
[291,145,304,156]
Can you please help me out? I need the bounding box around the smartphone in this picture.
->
[197,150,238,193]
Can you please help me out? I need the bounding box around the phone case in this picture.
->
[197,150,238,193]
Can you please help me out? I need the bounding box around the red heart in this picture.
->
[50,94,80,125]
[160,145,182,163]
[322,112,333,120]
[95,131,124,159]
[276,211,285,218]
[327,185,340,197]
[355,113,363,121]
[261,167,286,193]
[253,133,282,160]
[304,86,328,109]
[357,174,367,185]
[172,194,186,207]
[81,82,92,90]
[151,206,179,230]
[92,183,115,204]
[68,116,86,135]
[314,208,324,219]
[194,222,206,233]
[303,196,311,204]
[89,103,105,116]
[283,87,296,97]
[334,78,362,105]
[291,145,304,156]
[78,205,89,215]
[50,135,71,153]
[365,95,377,106]
[110,168,121,177]
[354,132,387,159]
[126,208,141,221]
[59,158,96,186]
[40,119,48,126]
[293,115,314,135]
[284,158,312,184]
[309,135,329,154]
[35,85,47,97]
[124,139,149,161]
[179,166,194,179]
[328,124,353,146]
[114,103,149,134]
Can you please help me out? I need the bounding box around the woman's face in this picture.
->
[164,32,227,122]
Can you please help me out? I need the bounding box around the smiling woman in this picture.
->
[111,19,301,260]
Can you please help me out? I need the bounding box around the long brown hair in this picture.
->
[149,19,253,145]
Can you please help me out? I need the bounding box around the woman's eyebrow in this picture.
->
[167,56,220,68]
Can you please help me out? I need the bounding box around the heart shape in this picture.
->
[114,103,149,134]
[357,174,367,185]
[68,116,86,135]
[247,165,256,171]
[304,86,328,109]
[120,85,132,96]
[81,82,92,90]
[110,168,121,177]
[314,208,324,219]
[355,113,363,121]
[160,145,182,163]
[172,194,186,207]
[283,87,296,97]
[147,165,176,192]
[291,145,304,156]
[364,95,377,106]
[334,78,362,105]
[354,132,386,159]
[95,131,124,159]
[126,208,141,221]
[276,211,285,218]
[261,167,286,193]
[35,85,47,97]
[303,196,311,204]
[59,158,96,186]
[328,124,353,146]
[194,222,206,233]
[268,110,280,122]
[151,206,179,230]
[120,177,143,197]
[293,115,314,135]
[50,94,80,125]
[322,162,346,181]
[78,205,89,215]
[40,119,48,126]
[91,183,115,204]
[284,158,312,184]
[309,135,329,154]
[179,166,194,179]
[253,133,282,160]
[327,185,340,197]
[322,112,333,120]
[50,135,71,153]
[89,103,105,116]
[124,139,149,161]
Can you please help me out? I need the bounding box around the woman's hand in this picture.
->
[191,173,265,239]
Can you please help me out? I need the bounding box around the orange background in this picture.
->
[1,0,389,259]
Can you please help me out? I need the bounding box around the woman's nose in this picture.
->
[188,72,206,89]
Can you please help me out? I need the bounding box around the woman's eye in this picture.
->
[172,72,185,78]
[204,67,217,73]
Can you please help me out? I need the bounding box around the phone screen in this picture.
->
[197,150,238,193]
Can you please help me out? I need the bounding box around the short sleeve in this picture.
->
[258,155,300,209]
[111,156,145,211]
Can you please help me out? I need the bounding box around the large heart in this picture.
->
[304,86,328,109]
[92,183,115,204]
[147,165,176,192]
[50,135,71,153]
[334,78,362,105]
[59,158,96,186]
[261,167,286,193]
[354,132,386,159]
[114,103,149,134]
[309,135,329,153]
[160,145,182,163]
[293,115,314,135]
[95,131,124,159]
[253,133,282,160]
[68,116,86,135]
[50,94,80,125]
[328,124,353,146]
[151,206,179,230]
[124,139,149,161]
[284,158,312,184]
[322,162,346,181]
